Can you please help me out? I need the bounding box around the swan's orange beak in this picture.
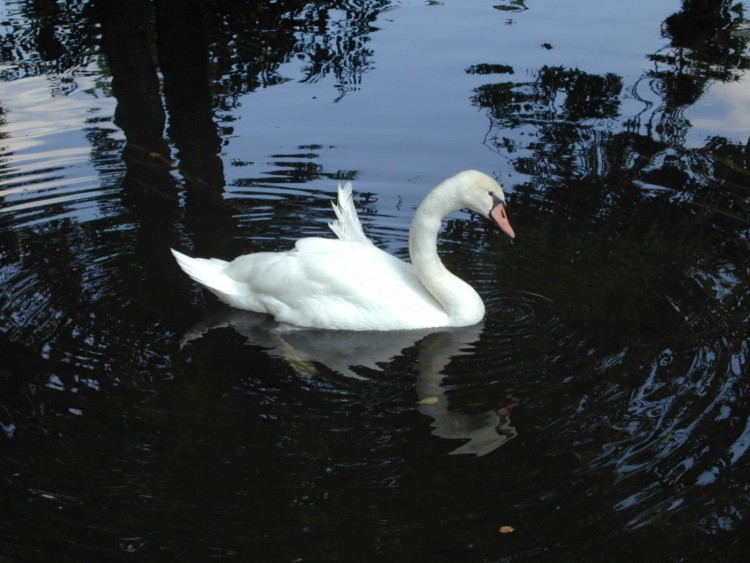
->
[491,201,515,238]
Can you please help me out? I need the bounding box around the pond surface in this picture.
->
[2,0,750,560]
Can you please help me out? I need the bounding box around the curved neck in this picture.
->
[408,181,485,325]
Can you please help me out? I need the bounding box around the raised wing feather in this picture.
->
[328,182,373,245]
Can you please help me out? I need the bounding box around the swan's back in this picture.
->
[222,237,448,330]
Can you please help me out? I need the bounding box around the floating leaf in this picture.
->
[499,525,515,534]
[417,397,439,405]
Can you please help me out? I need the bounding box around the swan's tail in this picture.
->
[328,182,373,245]
[171,249,248,303]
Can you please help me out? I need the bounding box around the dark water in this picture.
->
[2,0,749,560]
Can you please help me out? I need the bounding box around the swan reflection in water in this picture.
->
[180,308,517,456]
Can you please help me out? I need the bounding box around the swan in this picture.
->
[171,170,515,331]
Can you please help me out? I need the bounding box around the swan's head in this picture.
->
[458,170,515,239]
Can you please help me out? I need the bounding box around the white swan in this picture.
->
[171,170,515,331]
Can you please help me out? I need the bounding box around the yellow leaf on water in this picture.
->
[417,397,439,405]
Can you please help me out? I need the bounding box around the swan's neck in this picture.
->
[408,181,485,326]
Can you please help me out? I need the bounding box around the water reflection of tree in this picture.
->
[1,0,392,181]
[2,0,392,246]
[1,0,390,101]
[476,11,750,543]
[658,0,749,86]
[293,0,391,99]
[645,0,750,142]
[0,0,93,87]
[474,65,623,125]
[0,0,393,463]
[470,0,749,342]
[467,4,749,543]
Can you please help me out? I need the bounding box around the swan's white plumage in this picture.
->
[172,170,514,331]
[328,182,373,245]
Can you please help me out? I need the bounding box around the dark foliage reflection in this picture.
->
[466,0,750,549]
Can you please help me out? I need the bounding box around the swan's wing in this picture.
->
[223,237,446,330]
[328,182,374,245]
